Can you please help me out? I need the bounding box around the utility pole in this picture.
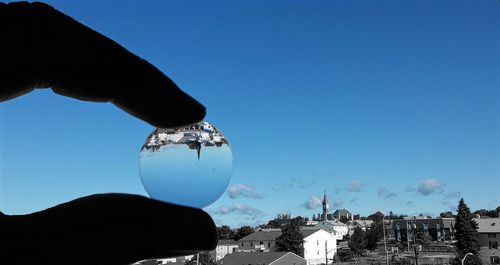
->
[411,221,419,265]
[382,216,388,265]
[325,240,328,265]
[406,220,410,252]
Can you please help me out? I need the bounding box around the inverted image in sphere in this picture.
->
[139,121,233,208]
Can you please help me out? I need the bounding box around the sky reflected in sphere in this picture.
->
[139,121,233,208]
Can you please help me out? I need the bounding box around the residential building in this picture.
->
[314,220,349,240]
[301,228,337,265]
[217,252,306,265]
[392,217,455,242]
[237,228,337,264]
[238,228,282,252]
[210,239,239,261]
[348,219,374,234]
[474,217,500,264]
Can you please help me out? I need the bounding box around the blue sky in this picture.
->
[1,0,499,228]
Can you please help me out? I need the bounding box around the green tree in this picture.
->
[233,226,254,241]
[263,216,307,229]
[416,231,433,247]
[184,252,216,265]
[365,221,383,251]
[473,208,500,218]
[217,225,235,240]
[454,198,482,265]
[440,211,455,218]
[367,211,384,223]
[348,227,367,256]
[275,218,304,257]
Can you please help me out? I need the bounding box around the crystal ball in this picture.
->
[139,121,233,208]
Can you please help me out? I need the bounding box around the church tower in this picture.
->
[322,190,329,220]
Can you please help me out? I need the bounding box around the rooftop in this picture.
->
[317,220,348,226]
[239,228,325,242]
[474,218,500,233]
[218,239,239,245]
[239,230,282,242]
[217,252,303,265]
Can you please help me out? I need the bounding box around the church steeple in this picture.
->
[322,190,329,220]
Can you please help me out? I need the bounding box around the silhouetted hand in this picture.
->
[0,2,216,265]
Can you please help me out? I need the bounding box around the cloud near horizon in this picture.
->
[346,180,364,192]
[303,195,322,209]
[378,187,397,199]
[417,179,444,196]
[227,184,263,199]
[272,177,314,192]
[210,203,264,219]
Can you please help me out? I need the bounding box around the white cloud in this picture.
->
[303,196,322,209]
[272,177,314,192]
[227,184,263,199]
[417,179,444,196]
[211,203,264,219]
[346,180,364,192]
[378,187,397,199]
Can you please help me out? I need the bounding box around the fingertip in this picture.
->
[110,58,206,128]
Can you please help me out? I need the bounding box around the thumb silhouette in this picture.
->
[0,2,216,265]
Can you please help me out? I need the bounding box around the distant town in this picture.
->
[134,193,499,265]
[142,122,228,159]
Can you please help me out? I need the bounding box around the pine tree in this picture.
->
[454,198,482,265]
[366,221,383,251]
[348,227,367,256]
[275,218,304,257]
[217,225,235,240]
[233,226,254,241]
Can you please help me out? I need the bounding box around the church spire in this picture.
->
[322,190,330,220]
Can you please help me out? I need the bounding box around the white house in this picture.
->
[302,228,337,265]
[314,220,349,240]
[211,239,239,261]
[237,228,336,264]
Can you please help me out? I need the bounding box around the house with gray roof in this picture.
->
[217,252,306,265]
[474,217,500,265]
[237,228,336,265]
[210,239,239,261]
[238,229,282,252]
[392,217,455,243]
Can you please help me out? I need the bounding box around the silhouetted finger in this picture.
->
[0,194,217,265]
[0,2,205,128]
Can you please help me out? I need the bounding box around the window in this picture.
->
[260,241,263,246]
[490,241,498,249]
[491,256,500,264]
[268,242,271,247]
[241,242,244,247]
[250,242,253,246]
[488,233,497,238]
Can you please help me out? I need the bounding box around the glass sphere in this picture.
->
[139,121,233,208]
